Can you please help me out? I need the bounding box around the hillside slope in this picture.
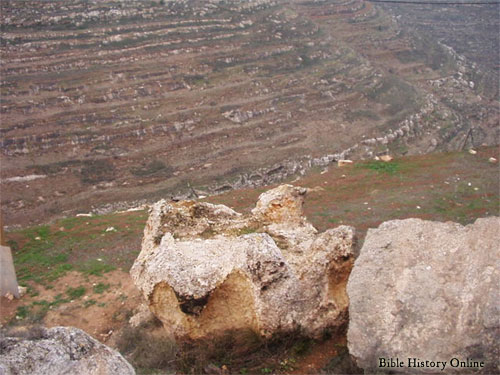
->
[1,0,498,226]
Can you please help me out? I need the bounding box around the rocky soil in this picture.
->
[1,0,498,227]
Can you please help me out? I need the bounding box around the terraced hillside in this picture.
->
[1,0,498,226]
[379,1,500,97]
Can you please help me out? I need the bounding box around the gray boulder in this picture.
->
[347,217,500,374]
[0,326,135,375]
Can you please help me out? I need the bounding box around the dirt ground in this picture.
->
[0,270,143,343]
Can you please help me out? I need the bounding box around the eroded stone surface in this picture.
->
[251,184,308,225]
[131,184,356,339]
[0,326,135,375]
[347,217,500,374]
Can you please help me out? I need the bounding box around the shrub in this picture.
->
[80,159,115,184]
[33,160,81,176]
[176,329,263,374]
[130,160,173,177]
[118,325,316,374]
[117,323,178,372]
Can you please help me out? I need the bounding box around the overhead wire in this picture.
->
[366,0,499,4]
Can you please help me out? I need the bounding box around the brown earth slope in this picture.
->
[1,0,498,227]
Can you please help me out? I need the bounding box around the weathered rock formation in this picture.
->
[0,326,135,375]
[347,217,500,374]
[131,184,356,340]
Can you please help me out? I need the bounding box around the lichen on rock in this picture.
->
[131,184,356,339]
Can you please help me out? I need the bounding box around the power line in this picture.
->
[367,0,499,4]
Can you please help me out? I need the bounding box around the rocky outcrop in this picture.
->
[347,217,500,374]
[0,326,135,375]
[131,184,356,340]
[251,184,308,225]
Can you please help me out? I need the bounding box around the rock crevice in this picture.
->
[131,184,356,339]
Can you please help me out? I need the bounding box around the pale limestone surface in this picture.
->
[0,326,135,375]
[131,184,356,339]
[347,217,500,374]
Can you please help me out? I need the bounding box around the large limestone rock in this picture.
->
[251,184,308,225]
[347,217,500,374]
[0,326,135,375]
[131,184,356,339]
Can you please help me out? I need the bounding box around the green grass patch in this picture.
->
[66,286,86,299]
[26,286,39,297]
[13,294,70,324]
[427,186,498,225]
[358,161,400,175]
[83,299,97,308]
[6,239,19,251]
[15,306,30,320]
[93,282,110,294]
[79,259,115,276]
[46,263,74,281]
[9,210,146,283]
[13,226,73,283]
[58,216,87,230]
